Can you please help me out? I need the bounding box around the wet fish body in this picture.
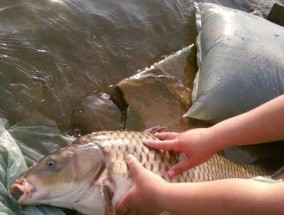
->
[10,130,272,215]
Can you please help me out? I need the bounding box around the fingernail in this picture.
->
[125,154,132,161]
[143,140,151,145]
[126,154,136,161]
[168,170,175,178]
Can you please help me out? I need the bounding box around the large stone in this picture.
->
[73,92,122,134]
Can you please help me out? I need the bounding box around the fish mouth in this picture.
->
[10,177,35,204]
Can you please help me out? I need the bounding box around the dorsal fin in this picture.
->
[102,183,116,215]
[144,126,167,134]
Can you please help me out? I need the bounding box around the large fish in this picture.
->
[10,128,273,215]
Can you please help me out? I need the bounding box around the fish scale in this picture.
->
[83,130,272,183]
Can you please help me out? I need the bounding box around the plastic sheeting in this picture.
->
[0,118,73,214]
[185,3,284,123]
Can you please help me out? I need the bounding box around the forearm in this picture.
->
[159,179,284,215]
[208,94,284,150]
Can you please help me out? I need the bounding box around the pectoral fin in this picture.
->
[102,183,116,215]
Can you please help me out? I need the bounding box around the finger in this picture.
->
[116,196,130,215]
[143,139,180,151]
[115,181,134,215]
[167,158,198,177]
[125,154,146,179]
[154,132,179,140]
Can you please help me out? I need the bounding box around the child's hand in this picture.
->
[116,154,168,215]
[144,128,219,177]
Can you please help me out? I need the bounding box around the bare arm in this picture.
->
[144,94,284,177]
[210,94,284,148]
[116,155,284,215]
[162,179,284,215]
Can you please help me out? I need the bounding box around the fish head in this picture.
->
[9,143,106,210]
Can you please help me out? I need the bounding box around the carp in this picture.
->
[9,129,272,215]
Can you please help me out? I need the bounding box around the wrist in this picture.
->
[154,182,173,213]
[158,183,192,215]
[205,126,231,152]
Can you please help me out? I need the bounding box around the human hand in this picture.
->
[144,128,219,177]
[116,154,168,215]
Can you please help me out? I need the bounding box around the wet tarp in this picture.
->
[0,117,72,214]
[185,3,284,123]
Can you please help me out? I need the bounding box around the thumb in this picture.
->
[125,154,145,179]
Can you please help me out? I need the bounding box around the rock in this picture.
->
[73,92,122,134]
